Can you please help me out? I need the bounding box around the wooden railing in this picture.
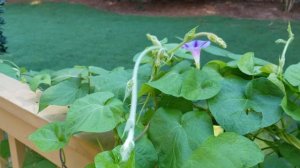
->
[0,73,114,168]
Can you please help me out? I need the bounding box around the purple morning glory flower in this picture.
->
[182,40,211,69]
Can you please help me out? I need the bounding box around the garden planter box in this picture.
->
[0,73,114,168]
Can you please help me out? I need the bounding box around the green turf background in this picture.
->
[3,2,300,70]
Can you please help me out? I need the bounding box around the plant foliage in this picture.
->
[1,25,300,168]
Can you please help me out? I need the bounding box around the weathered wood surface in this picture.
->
[0,73,114,168]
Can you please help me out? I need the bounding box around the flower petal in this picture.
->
[198,40,211,48]
[182,43,190,49]
[181,40,210,69]
[182,40,210,50]
[194,40,199,47]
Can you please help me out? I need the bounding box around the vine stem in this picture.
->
[134,123,150,142]
[136,93,151,124]
[277,23,294,78]
[253,136,275,144]
[96,138,104,152]
[88,71,92,94]
[120,46,160,161]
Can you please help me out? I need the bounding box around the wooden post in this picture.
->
[8,136,26,168]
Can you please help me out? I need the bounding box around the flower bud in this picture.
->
[207,33,227,48]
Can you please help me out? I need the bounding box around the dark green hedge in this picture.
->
[0,0,6,54]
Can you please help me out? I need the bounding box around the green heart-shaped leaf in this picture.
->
[0,63,18,79]
[90,68,131,99]
[51,67,87,84]
[66,92,125,133]
[279,143,300,167]
[260,153,293,168]
[29,73,51,91]
[281,87,300,121]
[94,146,134,168]
[29,122,70,152]
[237,52,261,75]
[39,78,89,111]
[135,137,157,168]
[208,76,283,135]
[148,108,213,168]
[284,63,300,87]
[183,132,264,168]
[148,61,221,101]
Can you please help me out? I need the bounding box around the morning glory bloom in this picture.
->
[182,40,211,69]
